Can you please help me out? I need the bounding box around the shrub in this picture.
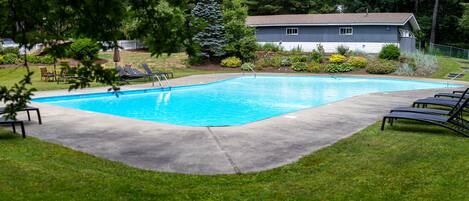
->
[329,54,347,63]
[26,55,41,64]
[0,55,4,64]
[348,56,367,68]
[40,55,56,64]
[3,53,18,64]
[254,59,266,70]
[0,47,20,55]
[366,59,398,74]
[307,62,322,73]
[316,44,325,56]
[291,62,308,72]
[221,56,242,67]
[290,45,303,54]
[406,52,438,76]
[310,50,323,63]
[280,56,292,67]
[378,44,400,60]
[325,63,354,73]
[258,43,282,52]
[290,55,308,63]
[337,45,349,55]
[269,56,282,67]
[69,38,101,63]
[395,63,415,76]
[241,62,255,71]
[350,49,367,57]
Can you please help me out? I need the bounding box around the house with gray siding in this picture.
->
[246,13,420,53]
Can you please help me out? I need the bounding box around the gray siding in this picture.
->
[255,25,399,43]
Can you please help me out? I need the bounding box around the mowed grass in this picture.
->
[433,56,469,81]
[1,121,469,200]
[0,51,240,91]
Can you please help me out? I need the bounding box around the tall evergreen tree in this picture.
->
[192,0,226,61]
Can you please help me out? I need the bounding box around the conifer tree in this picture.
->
[192,0,226,61]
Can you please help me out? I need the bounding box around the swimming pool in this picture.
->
[34,76,461,126]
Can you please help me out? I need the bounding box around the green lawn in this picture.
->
[1,121,468,200]
[0,51,240,91]
[433,56,469,81]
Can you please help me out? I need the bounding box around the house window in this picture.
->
[339,27,353,35]
[286,28,298,35]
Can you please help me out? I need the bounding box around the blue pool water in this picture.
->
[34,76,460,126]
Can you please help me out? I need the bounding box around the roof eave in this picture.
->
[248,23,409,27]
[404,14,421,31]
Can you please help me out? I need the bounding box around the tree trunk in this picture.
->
[414,0,419,14]
[430,0,439,44]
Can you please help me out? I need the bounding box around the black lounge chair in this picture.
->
[0,106,42,124]
[0,117,25,138]
[124,66,145,78]
[116,66,144,80]
[434,93,469,99]
[116,66,129,79]
[382,98,469,137]
[391,88,469,115]
[142,63,174,79]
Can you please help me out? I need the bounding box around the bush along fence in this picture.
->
[428,43,469,60]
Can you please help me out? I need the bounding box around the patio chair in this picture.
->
[390,88,469,116]
[40,67,56,81]
[116,66,129,80]
[142,63,174,79]
[58,67,79,82]
[0,106,42,124]
[123,66,145,79]
[0,117,26,138]
[381,98,469,137]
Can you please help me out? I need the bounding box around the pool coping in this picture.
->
[10,73,469,175]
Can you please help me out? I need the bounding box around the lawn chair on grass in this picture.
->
[390,88,469,116]
[0,117,26,138]
[142,64,174,79]
[40,67,56,81]
[0,106,42,124]
[382,98,469,137]
[123,66,145,79]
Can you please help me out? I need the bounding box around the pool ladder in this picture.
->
[243,66,257,78]
[153,74,171,90]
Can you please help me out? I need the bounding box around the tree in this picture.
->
[0,0,125,119]
[191,0,226,61]
[223,0,257,61]
[430,0,439,44]
[460,3,469,37]
[129,0,188,56]
[247,0,336,15]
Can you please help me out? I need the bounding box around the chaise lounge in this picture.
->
[0,117,26,138]
[382,97,469,137]
[142,64,174,79]
[391,88,469,115]
[0,106,42,124]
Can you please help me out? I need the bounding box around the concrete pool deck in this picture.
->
[9,73,469,175]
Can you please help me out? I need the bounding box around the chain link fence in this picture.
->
[428,43,469,60]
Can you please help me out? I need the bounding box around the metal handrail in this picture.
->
[151,74,171,89]
[161,74,171,88]
[153,75,164,87]
[242,66,256,78]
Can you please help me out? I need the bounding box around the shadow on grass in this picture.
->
[383,120,461,138]
[0,127,23,140]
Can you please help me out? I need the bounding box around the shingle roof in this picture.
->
[247,13,420,31]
